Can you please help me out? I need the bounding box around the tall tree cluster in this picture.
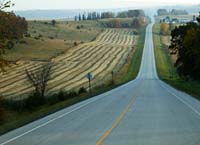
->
[0,12,27,40]
[169,14,200,80]
[157,9,188,16]
[101,12,115,19]
[116,10,145,18]
[160,22,169,35]
[75,12,103,21]
[0,0,28,71]
[0,10,28,54]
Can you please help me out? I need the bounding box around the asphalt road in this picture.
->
[1,23,200,145]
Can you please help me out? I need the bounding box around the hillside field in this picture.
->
[2,20,102,61]
[0,18,141,99]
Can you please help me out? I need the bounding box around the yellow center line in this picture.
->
[95,96,137,145]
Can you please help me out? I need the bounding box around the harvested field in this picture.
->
[0,28,137,99]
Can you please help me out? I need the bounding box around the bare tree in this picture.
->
[25,62,52,97]
[0,0,14,10]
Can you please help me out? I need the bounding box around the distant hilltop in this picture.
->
[14,10,85,20]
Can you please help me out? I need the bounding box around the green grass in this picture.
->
[153,23,200,99]
[165,79,200,99]
[117,26,146,83]
[153,24,176,79]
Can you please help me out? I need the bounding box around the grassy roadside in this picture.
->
[116,26,145,83]
[153,23,200,99]
[0,25,146,135]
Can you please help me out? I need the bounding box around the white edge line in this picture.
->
[0,97,99,145]
[0,79,139,145]
[160,81,200,117]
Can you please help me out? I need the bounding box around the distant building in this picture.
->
[171,18,179,23]
[165,16,170,23]
[179,18,190,24]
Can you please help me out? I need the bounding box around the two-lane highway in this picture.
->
[1,22,200,145]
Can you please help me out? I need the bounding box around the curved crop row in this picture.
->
[0,28,136,98]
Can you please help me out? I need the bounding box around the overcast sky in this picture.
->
[12,0,199,10]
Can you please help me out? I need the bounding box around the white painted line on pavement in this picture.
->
[160,81,200,117]
[0,95,103,145]
[0,79,139,145]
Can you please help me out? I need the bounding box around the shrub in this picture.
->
[133,30,138,35]
[0,107,4,122]
[57,90,65,101]
[78,87,87,94]
[67,91,78,98]
[24,33,31,37]
[38,34,43,38]
[47,94,59,105]
[74,42,78,46]
[0,98,5,122]
[34,37,40,40]
[47,90,78,105]
[19,40,27,44]
[48,36,54,39]
[76,25,80,29]
[25,93,46,110]
[3,99,26,112]
[51,20,56,26]
[6,41,14,49]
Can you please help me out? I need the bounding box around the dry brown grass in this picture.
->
[3,38,73,61]
[161,35,177,63]
[161,35,171,46]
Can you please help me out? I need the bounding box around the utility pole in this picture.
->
[111,71,114,84]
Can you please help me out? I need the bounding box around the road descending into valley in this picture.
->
[1,23,200,145]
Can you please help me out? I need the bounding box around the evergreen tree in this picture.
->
[92,12,97,20]
[74,16,78,21]
[96,13,101,19]
[78,14,82,21]
[82,13,86,20]
[87,13,92,20]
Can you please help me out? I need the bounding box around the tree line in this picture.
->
[75,9,145,21]
[0,1,28,72]
[157,9,188,16]
[169,13,200,80]
[74,9,146,29]
[0,10,28,54]
[0,1,28,60]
